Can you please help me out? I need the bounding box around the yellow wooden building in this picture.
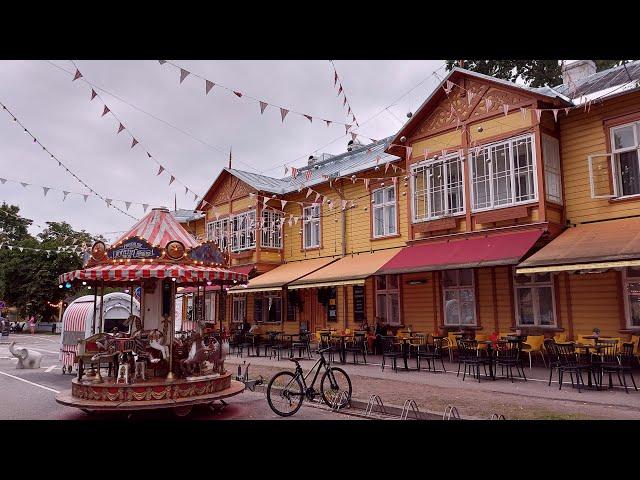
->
[174,60,640,344]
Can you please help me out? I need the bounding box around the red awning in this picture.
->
[377,229,544,275]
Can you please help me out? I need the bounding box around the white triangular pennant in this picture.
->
[503,104,509,117]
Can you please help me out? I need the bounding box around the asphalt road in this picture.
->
[0,334,361,421]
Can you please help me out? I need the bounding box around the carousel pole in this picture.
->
[93,279,105,383]
[218,280,226,374]
[129,283,134,327]
[139,279,145,329]
[91,281,98,335]
[166,278,177,381]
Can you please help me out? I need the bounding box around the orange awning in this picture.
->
[517,217,640,274]
[228,257,337,294]
[288,248,402,289]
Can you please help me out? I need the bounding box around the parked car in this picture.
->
[10,321,26,333]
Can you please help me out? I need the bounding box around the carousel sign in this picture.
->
[107,237,160,260]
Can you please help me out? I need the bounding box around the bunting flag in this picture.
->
[467,91,475,106]
[233,91,243,98]
[259,101,268,114]
[142,204,149,212]
[564,107,571,116]
[553,109,559,122]
[503,104,509,117]
[157,166,165,176]
[342,97,347,107]
[385,162,390,173]
[205,80,215,95]
[351,132,357,141]
[325,120,331,127]
[485,98,493,112]
[131,138,139,149]
[62,191,70,201]
[535,109,542,122]
[169,175,175,185]
[338,85,343,95]
[73,69,83,81]
[364,178,371,191]
[345,124,351,134]
[42,187,50,197]
[280,108,289,122]
[334,71,338,86]
[102,105,110,117]
[125,201,131,210]
[424,148,429,161]
[341,199,347,210]
[291,167,298,179]
[444,80,454,95]
[305,170,313,181]
[0,178,5,184]
[306,187,313,198]
[193,193,198,201]
[284,166,289,176]
[117,123,125,134]
[315,193,321,203]
[304,114,312,123]
[83,194,89,202]
[158,60,167,65]
[179,68,190,83]
[90,89,97,101]
[520,107,528,120]
[184,186,189,195]
[105,198,113,206]
[376,155,381,165]
[281,199,287,210]
[406,146,413,161]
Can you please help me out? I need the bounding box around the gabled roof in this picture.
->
[197,136,400,207]
[388,66,573,152]
[171,209,204,224]
[553,60,640,101]
[115,207,199,249]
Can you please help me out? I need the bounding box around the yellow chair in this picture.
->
[344,328,352,335]
[521,335,545,369]
[576,334,595,345]
[443,331,460,361]
[475,333,489,350]
[553,333,567,343]
[631,335,640,355]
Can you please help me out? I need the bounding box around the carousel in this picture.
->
[54,207,248,417]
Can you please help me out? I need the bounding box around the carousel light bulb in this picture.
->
[59,284,63,289]
[82,281,87,285]
[171,277,176,282]
[207,281,212,286]
[87,286,92,290]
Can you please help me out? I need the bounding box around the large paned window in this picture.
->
[372,186,397,237]
[261,209,283,249]
[471,134,537,211]
[231,210,256,252]
[232,296,245,323]
[254,294,282,323]
[610,121,640,197]
[376,274,400,326]
[443,269,476,326]
[412,154,464,222]
[623,267,640,328]
[206,218,229,250]
[303,204,321,249]
[514,272,555,327]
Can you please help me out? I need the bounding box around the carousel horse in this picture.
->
[179,333,219,377]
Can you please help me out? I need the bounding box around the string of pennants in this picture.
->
[69,62,207,209]
[330,60,359,127]
[0,175,161,214]
[0,101,138,221]
[0,242,87,256]
[158,60,358,134]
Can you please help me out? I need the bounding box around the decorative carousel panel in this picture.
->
[107,236,161,261]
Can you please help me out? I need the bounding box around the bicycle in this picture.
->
[266,347,352,417]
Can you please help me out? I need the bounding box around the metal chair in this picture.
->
[290,332,313,359]
[416,335,447,373]
[494,340,527,382]
[381,336,402,373]
[457,339,492,382]
[555,342,592,392]
[598,341,638,393]
[345,332,367,365]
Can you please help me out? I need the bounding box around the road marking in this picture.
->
[0,371,59,393]
[45,365,58,373]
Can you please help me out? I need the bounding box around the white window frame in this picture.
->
[206,217,229,251]
[513,270,557,327]
[372,185,398,237]
[610,121,640,199]
[623,267,640,328]
[261,209,283,249]
[256,294,282,324]
[442,269,476,327]
[232,296,245,324]
[411,153,465,223]
[303,204,321,249]
[230,210,256,252]
[375,274,401,326]
[470,134,538,212]
[542,134,563,205]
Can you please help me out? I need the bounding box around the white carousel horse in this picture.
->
[148,329,169,361]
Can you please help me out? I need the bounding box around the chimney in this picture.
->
[347,139,363,152]
[562,60,596,92]
[308,155,316,167]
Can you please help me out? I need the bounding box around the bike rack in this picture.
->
[489,413,506,420]
[330,391,351,412]
[364,394,386,417]
[442,405,461,420]
[400,399,422,420]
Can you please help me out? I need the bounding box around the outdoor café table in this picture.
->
[396,336,422,371]
[330,333,351,364]
[245,333,262,357]
[477,340,497,380]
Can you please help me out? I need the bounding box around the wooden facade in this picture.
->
[176,67,640,340]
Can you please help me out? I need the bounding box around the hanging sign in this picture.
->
[107,237,160,260]
[189,241,225,265]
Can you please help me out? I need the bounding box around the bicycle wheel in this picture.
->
[320,367,352,408]
[266,371,304,417]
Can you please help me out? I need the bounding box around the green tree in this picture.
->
[0,206,99,321]
[446,60,630,87]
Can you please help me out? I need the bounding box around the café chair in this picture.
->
[494,340,527,382]
[521,335,546,369]
[457,339,492,382]
[415,335,446,373]
[345,332,367,365]
[553,333,568,343]
[543,338,561,386]
[443,331,460,362]
[555,342,592,393]
[381,336,402,373]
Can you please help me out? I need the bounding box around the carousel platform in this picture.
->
[55,372,245,412]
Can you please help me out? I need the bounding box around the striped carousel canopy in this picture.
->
[114,207,199,249]
[59,264,246,284]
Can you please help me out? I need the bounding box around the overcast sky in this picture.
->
[0,60,445,242]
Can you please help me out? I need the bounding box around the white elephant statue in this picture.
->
[9,341,42,369]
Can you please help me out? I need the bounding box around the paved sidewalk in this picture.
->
[226,352,640,419]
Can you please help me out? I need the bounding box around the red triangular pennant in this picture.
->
[233,91,243,98]
[205,80,215,94]
[73,69,83,81]
[304,114,312,123]
[90,89,97,101]
[280,108,289,122]
[117,123,125,134]
[259,101,268,114]
[179,68,190,84]
[102,105,110,117]
[131,138,138,149]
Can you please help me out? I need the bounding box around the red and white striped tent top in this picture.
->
[59,264,247,284]
[60,299,94,367]
[114,207,199,249]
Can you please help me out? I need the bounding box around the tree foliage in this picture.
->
[445,60,630,87]
[0,203,99,321]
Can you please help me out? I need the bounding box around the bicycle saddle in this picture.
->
[287,357,305,362]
